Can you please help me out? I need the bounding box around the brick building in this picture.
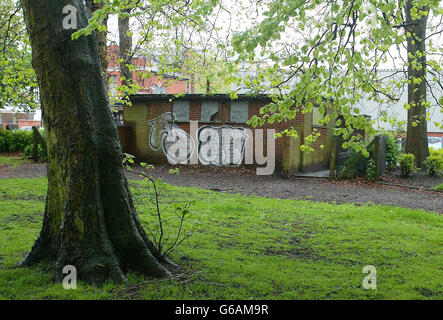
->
[119,94,337,175]
[107,45,194,95]
[0,109,41,130]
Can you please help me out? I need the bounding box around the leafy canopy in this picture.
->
[0,0,38,110]
[232,0,443,153]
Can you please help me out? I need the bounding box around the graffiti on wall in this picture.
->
[148,113,248,166]
[148,112,195,164]
[198,125,248,166]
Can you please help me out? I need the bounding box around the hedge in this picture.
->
[0,129,34,153]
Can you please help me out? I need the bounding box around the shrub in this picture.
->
[0,130,8,152]
[0,129,33,153]
[24,144,47,161]
[0,129,46,162]
[386,136,399,170]
[429,147,443,159]
[423,150,443,177]
[398,153,416,178]
[340,144,375,178]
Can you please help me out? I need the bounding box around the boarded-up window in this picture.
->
[200,101,219,122]
[230,101,249,123]
[173,101,190,121]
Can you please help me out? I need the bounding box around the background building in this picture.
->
[354,69,442,138]
[118,94,338,175]
[0,106,41,129]
[107,45,194,96]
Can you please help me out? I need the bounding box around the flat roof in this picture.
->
[129,93,273,103]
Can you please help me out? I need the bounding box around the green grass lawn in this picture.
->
[0,177,441,300]
[435,183,443,191]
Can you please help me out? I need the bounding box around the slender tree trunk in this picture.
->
[404,0,429,166]
[21,0,170,285]
[118,9,132,89]
[86,0,108,89]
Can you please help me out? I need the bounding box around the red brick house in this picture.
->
[0,110,41,129]
[107,45,194,95]
[119,94,336,175]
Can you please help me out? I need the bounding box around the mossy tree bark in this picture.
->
[21,0,170,285]
[404,0,430,166]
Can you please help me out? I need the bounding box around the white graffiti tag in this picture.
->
[148,112,194,164]
[148,114,248,166]
[198,125,248,166]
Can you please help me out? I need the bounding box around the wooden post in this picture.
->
[329,135,337,180]
[32,126,38,163]
[374,135,380,179]
[299,129,304,173]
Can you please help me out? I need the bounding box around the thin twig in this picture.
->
[123,269,202,292]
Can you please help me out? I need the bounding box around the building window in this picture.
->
[151,85,166,94]
[200,101,219,122]
[230,101,249,123]
[173,101,190,121]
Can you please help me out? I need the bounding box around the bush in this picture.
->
[0,130,8,152]
[424,149,443,177]
[386,136,399,170]
[429,147,443,159]
[0,129,46,162]
[398,153,416,178]
[0,129,33,153]
[340,144,375,179]
[24,144,47,161]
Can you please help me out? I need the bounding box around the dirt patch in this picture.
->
[0,162,46,179]
[2,212,43,224]
[0,152,23,157]
[216,240,239,249]
[414,287,441,297]
[264,246,320,260]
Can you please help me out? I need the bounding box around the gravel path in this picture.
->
[1,162,442,213]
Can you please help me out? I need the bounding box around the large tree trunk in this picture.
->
[404,0,429,166]
[21,0,170,285]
